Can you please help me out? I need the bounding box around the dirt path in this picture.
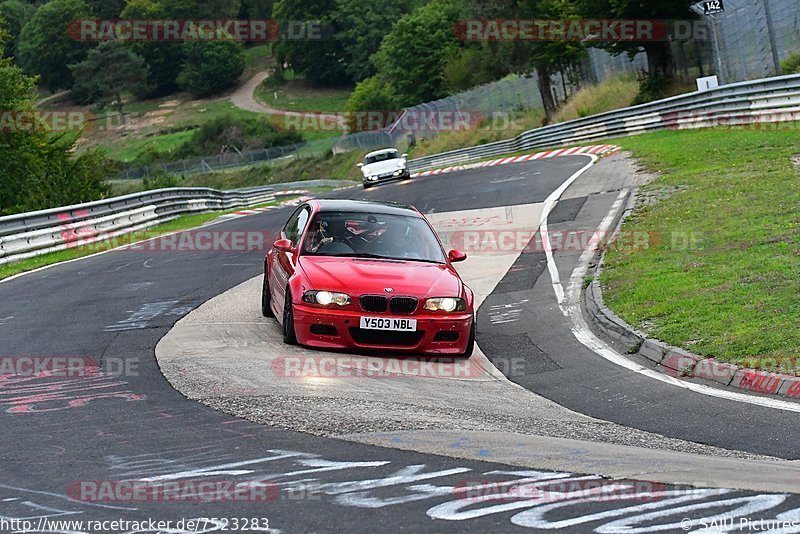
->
[229,71,345,129]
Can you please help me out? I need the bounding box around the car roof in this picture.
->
[364,148,399,158]
[310,199,421,217]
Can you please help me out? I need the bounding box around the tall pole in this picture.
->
[709,15,727,84]
[762,0,782,75]
[691,3,726,85]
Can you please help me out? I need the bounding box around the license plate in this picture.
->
[360,317,417,331]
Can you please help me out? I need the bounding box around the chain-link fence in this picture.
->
[711,0,800,82]
[113,137,338,180]
[116,0,800,179]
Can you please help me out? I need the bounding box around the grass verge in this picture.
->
[604,128,800,370]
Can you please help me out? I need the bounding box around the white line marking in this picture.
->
[537,155,598,306]
[542,167,800,412]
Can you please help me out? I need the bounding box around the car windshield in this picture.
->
[364,151,399,165]
[301,210,446,263]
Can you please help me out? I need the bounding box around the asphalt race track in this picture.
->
[2,155,800,533]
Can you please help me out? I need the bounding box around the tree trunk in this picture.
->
[536,67,556,124]
[643,42,676,79]
[115,93,125,126]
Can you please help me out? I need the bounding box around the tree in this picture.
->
[463,0,586,122]
[69,42,150,124]
[333,0,415,83]
[122,0,182,97]
[0,0,35,58]
[371,0,463,105]
[272,0,350,86]
[239,0,274,18]
[177,38,245,97]
[85,0,126,18]
[442,46,506,92]
[17,0,92,91]
[161,0,242,19]
[576,0,697,79]
[0,29,108,215]
[344,75,400,130]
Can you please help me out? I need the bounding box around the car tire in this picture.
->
[261,272,273,317]
[363,182,372,190]
[282,289,297,345]
[460,317,475,358]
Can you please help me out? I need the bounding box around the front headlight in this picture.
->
[424,297,466,312]
[393,169,404,176]
[302,290,351,306]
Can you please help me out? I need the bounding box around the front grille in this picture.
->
[349,328,424,347]
[359,295,388,313]
[390,297,418,314]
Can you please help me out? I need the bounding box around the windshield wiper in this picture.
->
[340,253,444,263]
[339,253,391,259]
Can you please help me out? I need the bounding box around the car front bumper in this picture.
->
[292,303,473,355]
[363,169,410,186]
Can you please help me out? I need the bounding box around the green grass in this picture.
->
[102,129,196,163]
[604,128,800,370]
[256,77,352,113]
[243,44,272,78]
[0,198,284,281]
[553,74,639,122]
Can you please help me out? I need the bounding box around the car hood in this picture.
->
[298,256,461,298]
[362,159,406,176]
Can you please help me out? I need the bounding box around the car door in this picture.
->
[270,204,311,320]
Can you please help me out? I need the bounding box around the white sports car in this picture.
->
[357,148,410,189]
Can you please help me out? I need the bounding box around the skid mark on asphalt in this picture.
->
[2,446,790,532]
[104,301,193,332]
[0,368,145,415]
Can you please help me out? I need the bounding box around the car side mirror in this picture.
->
[401,153,408,158]
[274,238,293,253]
[356,162,363,167]
[448,249,467,263]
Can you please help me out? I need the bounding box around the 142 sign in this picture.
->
[703,0,724,14]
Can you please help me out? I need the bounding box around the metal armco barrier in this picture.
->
[4,72,800,266]
[0,186,283,265]
[407,73,800,172]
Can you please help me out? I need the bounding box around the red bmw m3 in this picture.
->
[262,199,475,357]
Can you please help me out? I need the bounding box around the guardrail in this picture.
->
[407,73,800,171]
[5,73,800,266]
[0,185,287,265]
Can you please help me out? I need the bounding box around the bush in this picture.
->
[633,73,671,105]
[142,173,182,190]
[781,52,800,75]
[177,40,245,97]
[344,76,400,131]
[179,115,302,157]
[128,116,303,168]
